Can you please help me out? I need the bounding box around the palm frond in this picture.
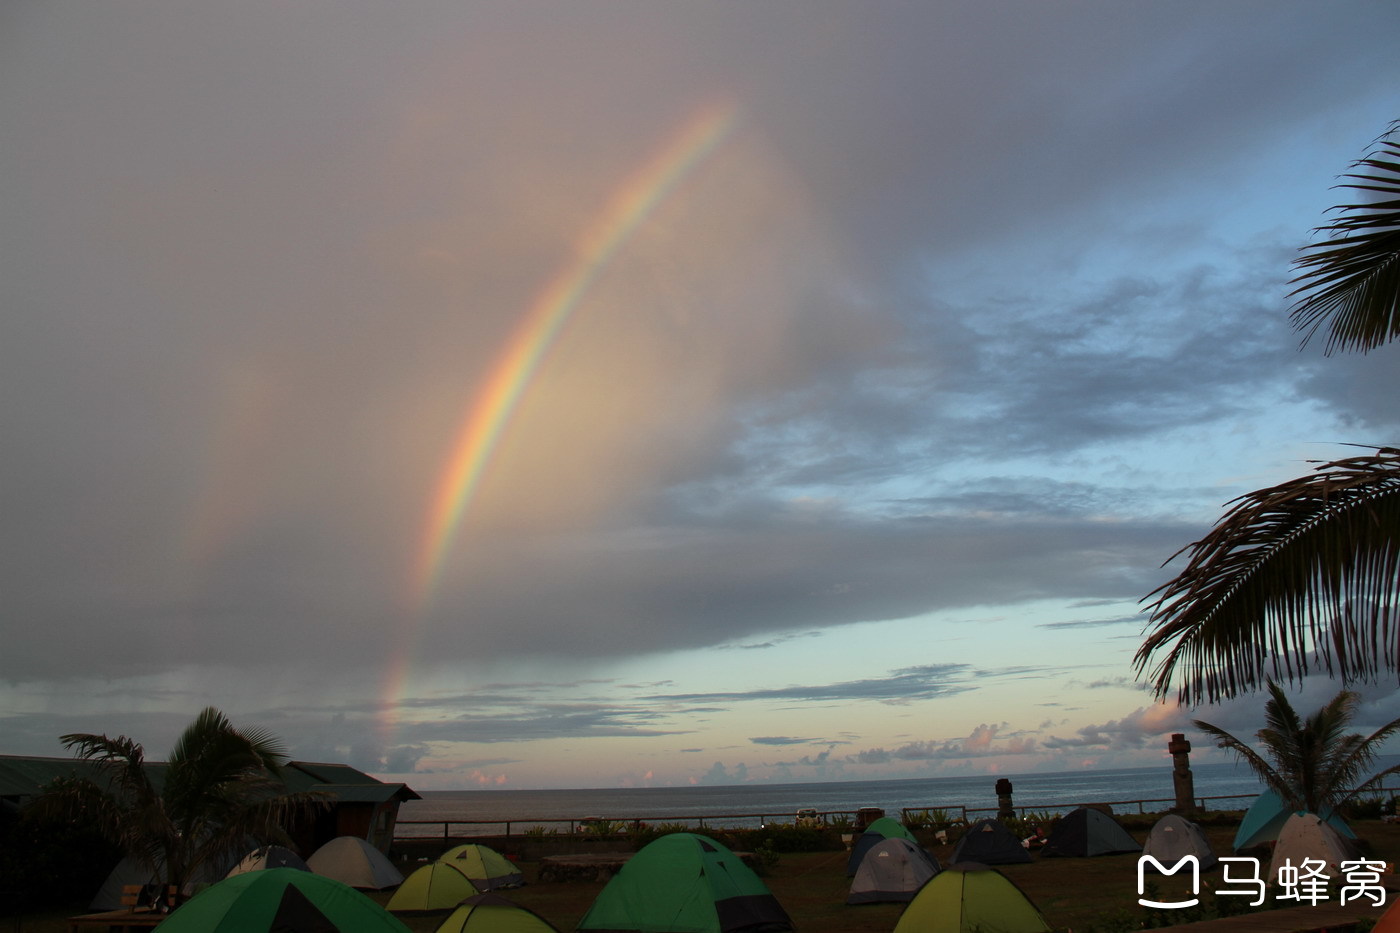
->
[1192,716,1291,806]
[1290,123,1400,354]
[1135,448,1400,704]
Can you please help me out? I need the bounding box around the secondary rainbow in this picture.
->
[407,100,741,614]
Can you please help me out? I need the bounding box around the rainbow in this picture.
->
[404,101,740,616]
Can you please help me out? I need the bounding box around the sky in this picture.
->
[4,1,1400,791]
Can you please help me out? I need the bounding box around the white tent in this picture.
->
[306,835,404,890]
[1142,814,1217,871]
[1267,812,1363,880]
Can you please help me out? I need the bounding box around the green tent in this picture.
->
[387,861,478,911]
[846,816,918,875]
[577,833,793,933]
[438,844,525,889]
[892,862,1051,933]
[158,867,411,933]
[434,893,558,933]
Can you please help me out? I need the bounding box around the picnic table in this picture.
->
[67,907,167,933]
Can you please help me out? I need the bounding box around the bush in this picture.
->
[1340,795,1388,820]
[0,803,122,908]
[733,824,840,853]
[627,822,695,849]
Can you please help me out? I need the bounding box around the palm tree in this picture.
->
[1136,121,1400,703]
[35,707,326,895]
[1191,681,1400,815]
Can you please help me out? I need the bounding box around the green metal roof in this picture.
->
[0,755,418,803]
[309,783,419,804]
[0,755,100,798]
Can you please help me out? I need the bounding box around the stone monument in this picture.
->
[996,777,1015,819]
[1169,732,1196,812]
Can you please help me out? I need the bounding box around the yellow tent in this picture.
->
[387,861,477,912]
[435,894,559,933]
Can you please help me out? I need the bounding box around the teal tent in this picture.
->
[577,833,792,933]
[1233,789,1354,851]
[159,867,410,933]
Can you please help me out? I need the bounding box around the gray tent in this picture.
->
[306,836,404,890]
[950,818,1032,865]
[1039,808,1140,858]
[1142,815,1217,871]
[90,853,236,910]
[847,837,940,905]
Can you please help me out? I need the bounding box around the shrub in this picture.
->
[0,803,122,907]
[734,824,840,853]
[627,822,693,849]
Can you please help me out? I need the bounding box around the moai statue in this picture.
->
[1169,733,1196,812]
[996,777,1015,819]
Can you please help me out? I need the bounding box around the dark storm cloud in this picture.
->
[3,0,1400,716]
[639,663,1075,707]
[1038,616,1145,631]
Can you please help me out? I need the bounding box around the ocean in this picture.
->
[394,760,1322,838]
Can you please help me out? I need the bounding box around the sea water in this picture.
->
[394,760,1315,837]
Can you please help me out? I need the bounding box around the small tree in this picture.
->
[1191,682,1400,814]
[35,707,326,894]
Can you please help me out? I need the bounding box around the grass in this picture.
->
[13,819,1400,933]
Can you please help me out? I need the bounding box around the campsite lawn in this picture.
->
[16,820,1400,933]
[382,821,1400,933]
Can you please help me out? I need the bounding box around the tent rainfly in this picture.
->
[226,845,310,878]
[949,818,1032,865]
[577,833,793,933]
[1234,789,1355,851]
[434,894,560,933]
[847,837,940,904]
[1142,814,1217,871]
[893,861,1051,933]
[846,816,919,876]
[307,836,404,890]
[155,867,410,933]
[387,861,479,912]
[1267,811,1364,880]
[439,844,524,890]
[1038,808,1140,858]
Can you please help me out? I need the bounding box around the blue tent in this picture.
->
[1233,789,1354,851]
